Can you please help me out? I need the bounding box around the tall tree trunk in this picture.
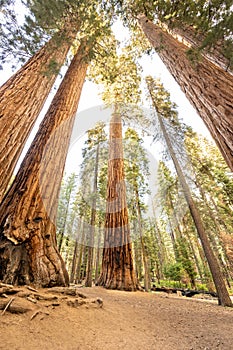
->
[85,142,100,287]
[94,222,102,283]
[58,187,74,253]
[138,15,233,172]
[0,27,77,202]
[0,43,88,287]
[97,107,138,291]
[135,188,151,291]
[161,22,232,73]
[151,204,167,280]
[75,218,86,284]
[148,87,232,306]
[70,237,79,284]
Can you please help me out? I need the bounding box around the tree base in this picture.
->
[0,236,69,287]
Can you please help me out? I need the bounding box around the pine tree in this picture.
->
[84,123,107,287]
[56,173,78,252]
[147,76,232,307]
[124,128,151,291]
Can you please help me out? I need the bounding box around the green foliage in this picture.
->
[56,172,78,246]
[163,262,184,282]
[185,129,233,233]
[108,0,233,69]
[0,0,113,69]
[89,43,142,105]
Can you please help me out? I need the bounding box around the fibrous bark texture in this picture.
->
[0,43,88,287]
[0,27,76,201]
[139,15,233,172]
[162,22,233,74]
[97,110,138,291]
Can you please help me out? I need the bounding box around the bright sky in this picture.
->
[0,7,215,222]
[0,11,212,181]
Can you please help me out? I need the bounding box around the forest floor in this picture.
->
[1,285,233,350]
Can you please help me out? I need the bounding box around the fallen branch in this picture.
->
[27,286,38,293]
[30,310,49,321]
[1,297,15,316]
[0,299,32,314]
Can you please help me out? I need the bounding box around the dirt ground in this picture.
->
[1,285,233,350]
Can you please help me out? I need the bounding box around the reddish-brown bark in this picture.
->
[97,109,138,291]
[0,43,88,287]
[138,15,233,172]
[0,27,77,201]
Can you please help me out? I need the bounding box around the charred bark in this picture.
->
[97,108,138,291]
[0,43,88,287]
[138,15,233,172]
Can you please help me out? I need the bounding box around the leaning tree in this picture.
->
[138,15,233,172]
[147,76,232,307]
[0,1,85,201]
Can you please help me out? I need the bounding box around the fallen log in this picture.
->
[151,286,218,298]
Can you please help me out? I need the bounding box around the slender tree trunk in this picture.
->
[0,27,77,202]
[0,43,88,287]
[97,107,138,291]
[94,223,102,283]
[75,218,86,284]
[135,188,151,291]
[139,15,233,171]
[181,216,204,282]
[149,219,162,283]
[152,215,166,280]
[148,90,232,306]
[85,142,100,287]
[58,191,73,253]
[70,237,79,284]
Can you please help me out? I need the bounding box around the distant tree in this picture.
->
[56,173,78,252]
[90,47,142,290]
[124,127,151,291]
[147,76,232,307]
[84,123,107,287]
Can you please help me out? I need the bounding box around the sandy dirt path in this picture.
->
[1,286,233,350]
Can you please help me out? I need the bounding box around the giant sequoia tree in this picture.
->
[0,42,89,286]
[102,1,233,171]
[97,107,138,290]
[0,28,77,201]
[138,15,233,172]
[0,0,109,201]
[147,76,232,307]
[91,46,141,290]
